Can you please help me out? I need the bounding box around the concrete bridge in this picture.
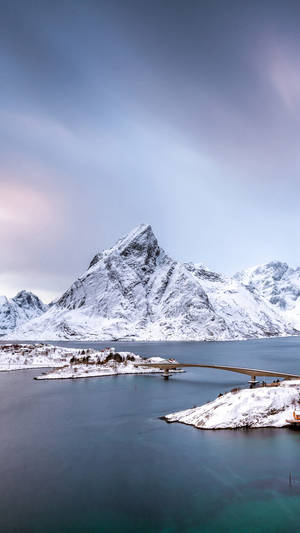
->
[135,362,300,385]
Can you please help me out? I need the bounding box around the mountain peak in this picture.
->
[264,261,289,279]
[88,224,159,270]
[14,290,34,299]
[12,290,47,312]
[235,261,290,281]
[116,224,157,254]
[0,290,47,334]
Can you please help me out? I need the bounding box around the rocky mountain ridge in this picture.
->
[3,224,297,341]
[235,261,300,329]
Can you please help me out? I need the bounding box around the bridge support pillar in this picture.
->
[248,375,259,387]
[163,368,170,380]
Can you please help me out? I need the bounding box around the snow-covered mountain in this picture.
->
[235,261,300,329]
[0,291,47,335]
[7,224,297,341]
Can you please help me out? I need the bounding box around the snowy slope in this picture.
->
[8,224,296,341]
[164,380,300,429]
[0,291,47,335]
[235,261,300,329]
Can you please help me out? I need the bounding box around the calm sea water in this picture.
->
[1,337,300,532]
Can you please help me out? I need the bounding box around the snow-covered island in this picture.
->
[36,349,181,380]
[164,380,300,429]
[0,343,180,380]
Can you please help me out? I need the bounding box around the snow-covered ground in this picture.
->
[0,343,179,379]
[164,380,300,429]
[36,355,178,380]
[0,343,73,371]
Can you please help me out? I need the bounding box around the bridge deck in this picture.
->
[135,362,300,380]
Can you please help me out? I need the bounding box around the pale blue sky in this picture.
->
[1,0,300,301]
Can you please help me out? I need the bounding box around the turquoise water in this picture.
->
[1,337,300,532]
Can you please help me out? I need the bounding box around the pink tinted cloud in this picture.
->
[0,171,67,249]
[267,42,300,111]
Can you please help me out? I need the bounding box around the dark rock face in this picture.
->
[266,261,289,281]
[88,253,103,269]
[13,291,46,313]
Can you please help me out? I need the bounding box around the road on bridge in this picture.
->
[135,362,300,384]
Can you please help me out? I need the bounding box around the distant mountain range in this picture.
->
[235,262,300,329]
[1,224,299,341]
[0,291,47,336]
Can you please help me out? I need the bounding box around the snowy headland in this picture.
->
[164,380,300,429]
[0,343,180,380]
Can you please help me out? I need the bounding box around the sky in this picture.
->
[1,0,300,302]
